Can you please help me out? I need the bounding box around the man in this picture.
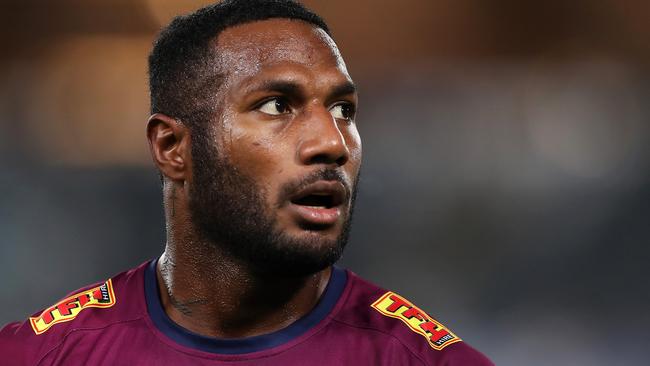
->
[0,1,493,364]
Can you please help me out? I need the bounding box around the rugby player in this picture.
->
[0,1,494,364]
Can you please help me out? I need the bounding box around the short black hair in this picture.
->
[148,0,330,131]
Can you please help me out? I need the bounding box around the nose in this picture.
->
[297,108,350,167]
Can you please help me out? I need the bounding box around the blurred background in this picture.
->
[1,0,649,364]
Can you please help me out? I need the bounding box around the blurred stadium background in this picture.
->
[1,1,649,364]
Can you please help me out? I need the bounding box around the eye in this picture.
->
[257,98,291,115]
[329,103,356,122]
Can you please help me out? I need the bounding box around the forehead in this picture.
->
[214,18,349,82]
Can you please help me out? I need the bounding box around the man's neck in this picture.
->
[155,242,331,339]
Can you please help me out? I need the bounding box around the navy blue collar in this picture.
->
[144,259,347,354]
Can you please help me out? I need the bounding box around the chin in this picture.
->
[247,229,347,277]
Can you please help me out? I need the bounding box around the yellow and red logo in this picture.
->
[371,291,461,350]
[30,279,116,335]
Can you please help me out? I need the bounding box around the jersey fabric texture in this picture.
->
[0,260,494,365]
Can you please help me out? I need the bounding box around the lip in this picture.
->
[287,181,348,227]
[288,204,342,226]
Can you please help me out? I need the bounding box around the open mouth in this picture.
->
[289,181,346,209]
[292,193,337,209]
[287,180,347,227]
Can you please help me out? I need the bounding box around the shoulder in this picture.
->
[333,270,494,366]
[0,262,149,365]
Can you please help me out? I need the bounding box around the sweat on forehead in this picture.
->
[213,19,346,77]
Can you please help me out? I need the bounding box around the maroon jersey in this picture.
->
[0,261,493,365]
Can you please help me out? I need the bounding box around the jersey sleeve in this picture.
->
[0,320,39,366]
[425,341,494,366]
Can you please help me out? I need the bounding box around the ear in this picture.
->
[146,113,190,182]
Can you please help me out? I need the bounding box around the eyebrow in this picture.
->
[329,81,357,100]
[245,80,357,100]
[251,80,304,97]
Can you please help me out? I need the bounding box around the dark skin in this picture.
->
[145,19,361,338]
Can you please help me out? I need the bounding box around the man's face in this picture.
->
[188,19,362,276]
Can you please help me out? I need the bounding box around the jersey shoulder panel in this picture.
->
[334,271,494,366]
[0,261,149,365]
